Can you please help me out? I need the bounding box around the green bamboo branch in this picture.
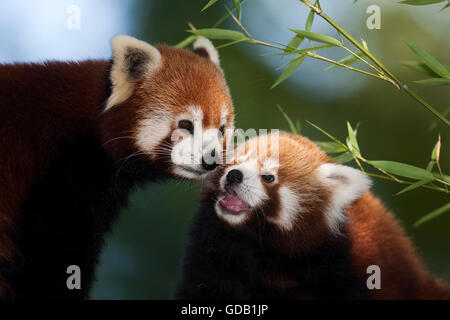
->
[226,16,390,84]
[307,52,387,81]
[363,171,447,193]
[340,45,384,75]
[304,120,449,193]
[299,0,449,126]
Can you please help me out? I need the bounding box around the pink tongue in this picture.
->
[219,185,251,213]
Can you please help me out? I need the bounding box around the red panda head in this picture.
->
[100,35,233,180]
[206,132,371,243]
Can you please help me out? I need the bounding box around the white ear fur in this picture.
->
[316,163,372,234]
[106,35,162,111]
[193,37,220,66]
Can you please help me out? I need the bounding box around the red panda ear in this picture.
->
[193,37,220,66]
[316,163,372,233]
[106,35,162,111]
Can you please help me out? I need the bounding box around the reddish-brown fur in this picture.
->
[347,193,450,299]
[276,133,450,299]
[101,46,233,160]
[0,44,233,297]
[275,133,450,299]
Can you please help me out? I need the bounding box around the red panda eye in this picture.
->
[178,120,194,134]
[261,174,275,183]
[219,125,225,136]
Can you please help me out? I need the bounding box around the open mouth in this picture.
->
[219,184,252,214]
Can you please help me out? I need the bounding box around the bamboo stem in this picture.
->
[299,0,449,126]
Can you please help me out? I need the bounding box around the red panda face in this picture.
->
[208,132,371,235]
[100,35,234,180]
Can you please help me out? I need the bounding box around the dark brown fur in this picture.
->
[0,60,112,296]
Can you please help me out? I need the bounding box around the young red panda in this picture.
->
[0,35,234,299]
[176,132,450,299]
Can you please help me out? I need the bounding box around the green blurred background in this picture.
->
[2,0,447,299]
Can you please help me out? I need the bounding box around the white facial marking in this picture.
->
[216,135,281,226]
[170,106,224,179]
[135,108,173,156]
[262,157,279,174]
[220,108,228,127]
[316,163,372,234]
[171,106,204,167]
[221,160,268,208]
[190,106,204,123]
[106,35,162,111]
[193,37,220,66]
[271,186,300,231]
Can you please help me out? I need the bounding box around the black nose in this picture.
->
[226,169,243,184]
[201,149,218,171]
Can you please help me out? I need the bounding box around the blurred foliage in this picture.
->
[92,0,450,299]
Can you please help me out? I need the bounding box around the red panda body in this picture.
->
[0,36,234,299]
[176,132,450,299]
[348,193,450,299]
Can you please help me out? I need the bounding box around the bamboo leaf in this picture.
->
[271,54,307,88]
[435,137,441,165]
[277,105,298,134]
[175,35,197,48]
[431,141,439,161]
[215,38,247,49]
[305,8,315,31]
[400,0,445,5]
[201,0,219,12]
[434,135,443,177]
[289,29,342,47]
[368,160,435,180]
[346,122,361,156]
[284,36,304,56]
[188,28,247,40]
[327,52,366,70]
[212,0,249,27]
[275,44,333,57]
[414,202,450,227]
[315,141,348,154]
[413,78,450,86]
[332,152,354,163]
[426,160,435,172]
[401,60,441,77]
[432,172,450,184]
[438,174,450,184]
[361,38,369,51]
[396,179,433,195]
[406,42,450,79]
[233,0,241,21]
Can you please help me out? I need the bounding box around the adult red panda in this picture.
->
[0,35,234,299]
[176,132,450,299]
